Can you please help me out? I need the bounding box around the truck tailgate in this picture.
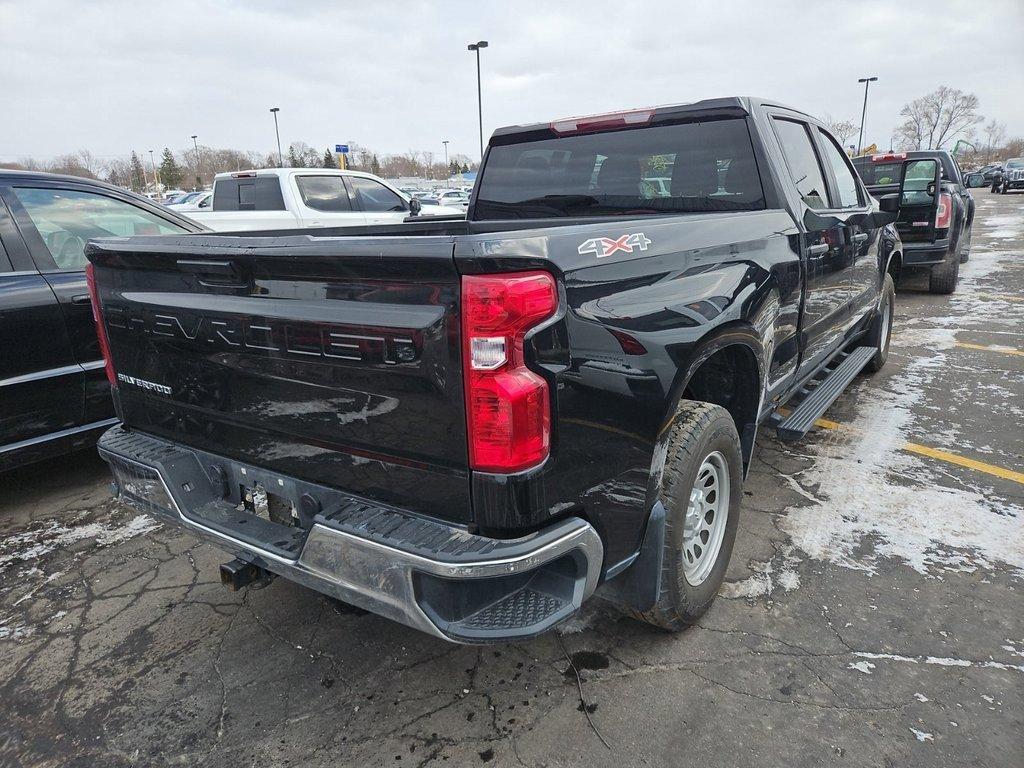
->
[86,233,470,523]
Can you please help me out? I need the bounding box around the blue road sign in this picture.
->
[335,144,349,154]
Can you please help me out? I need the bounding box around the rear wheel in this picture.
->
[929,254,960,294]
[631,401,742,632]
[864,273,895,373]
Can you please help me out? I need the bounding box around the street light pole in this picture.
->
[467,41,488,161]
[269,107,283,167]
[442,140,450,187]
[856,76,878,156]
[148,149,160,194]
[190,135,199,189]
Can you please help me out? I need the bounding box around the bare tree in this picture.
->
[897,87,982,150]
[983,120,1007,162]
[822,115,858,148]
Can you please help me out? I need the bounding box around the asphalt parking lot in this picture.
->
[1,190,1022,768]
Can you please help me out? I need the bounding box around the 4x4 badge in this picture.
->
[578,232,652,258]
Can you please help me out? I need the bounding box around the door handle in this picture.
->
[852,232,869,243]
[807,243,829,256]
[71,293,92,305]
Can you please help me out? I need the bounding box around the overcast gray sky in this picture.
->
[3,0,1023,164]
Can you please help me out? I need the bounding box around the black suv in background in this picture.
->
[992,157,1024,194]
[853,151,985,294]
[0,171,203,471]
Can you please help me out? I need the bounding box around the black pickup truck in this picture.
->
[88,97,924,643]
[852,150,986,294]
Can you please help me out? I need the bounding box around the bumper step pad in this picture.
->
[776,346,874,441]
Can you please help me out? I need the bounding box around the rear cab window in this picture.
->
[213,176,286,211]
[474,117,765,219]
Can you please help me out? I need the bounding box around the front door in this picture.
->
[346,176,412,225]
[770,117,852,377]
[3,183,190,423]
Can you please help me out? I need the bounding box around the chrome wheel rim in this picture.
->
[681,451,730,586]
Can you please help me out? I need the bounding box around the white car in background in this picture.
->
[183,168,463,231]
[165,190,211,210]
[435,189,470,210]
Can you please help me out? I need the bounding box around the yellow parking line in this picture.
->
[954,341,1024,358]
[901,442,1024,485]
[781,411,1024,486]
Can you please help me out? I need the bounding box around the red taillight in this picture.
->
[935,192,952,229]
[85,263,117,388]
[550,108,654,135]
[462,272,557,473]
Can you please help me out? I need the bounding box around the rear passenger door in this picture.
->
[291,174,367,228]
[813,127,877,323]
[0,191,83,453]
[770,116,852,377]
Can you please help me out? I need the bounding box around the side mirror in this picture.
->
[878,194,900,213]
[408,197,422,216]
[964,173,986,188]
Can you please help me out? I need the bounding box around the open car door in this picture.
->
[893,157,942,246]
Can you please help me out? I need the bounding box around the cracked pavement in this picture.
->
[1,189,1022,767]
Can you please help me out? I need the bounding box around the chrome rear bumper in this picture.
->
[98,426,603,643]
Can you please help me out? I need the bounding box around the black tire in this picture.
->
[864,273,895,373]
[929,254,959,294]
[631,401,742,632]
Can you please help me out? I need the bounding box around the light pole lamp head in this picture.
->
[190,134,197,140]
[270,107,280,113]
[858,76,878,83]
[468,40,488,51]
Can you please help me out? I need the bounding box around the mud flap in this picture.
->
[595,501,666,612]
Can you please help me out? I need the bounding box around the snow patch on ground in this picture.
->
[849,661,875,674]
[720,545,801,599]
[777,231,1024,581]
[0,513,160,571]
[910,728,934,743]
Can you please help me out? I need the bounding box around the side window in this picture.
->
[772,119,830,210]
[816,129,862,208]
[12,187,186,271]
[348,177,406,212]
[296,176,352,212]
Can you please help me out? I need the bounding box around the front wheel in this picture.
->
[631,401,742,632]
[864,273,895,373]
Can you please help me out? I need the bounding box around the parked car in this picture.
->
[90,96,922,643]
[182,168,464,231]
[852,151,985,294]
[0,171,204,471]
[165,190,207,209]
[973,163,1004,185]
[166,190,212,211]
[992,157,1024,194]
[435,189,471,209]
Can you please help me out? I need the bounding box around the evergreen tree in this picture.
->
[129,151,146,192]
[287,144,304,168]
[370,154,381,177]
[158,148,182,189]
[322,149,335,168]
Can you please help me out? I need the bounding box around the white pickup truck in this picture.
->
[183,168,464,231]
